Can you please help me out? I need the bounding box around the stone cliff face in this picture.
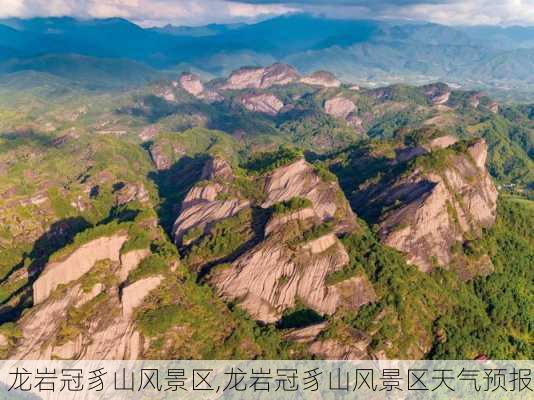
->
[262,159,357,232]
[324,96,357,120]
[172,157,370,324]
[173,158,250,244]
[12,234,160,360]
[179,72,224,103]
[179,73,204,97]
[239,93,284,115]
[33,234,128,304]
[222,63,299,90]
[300,71,341,88]
[424,83,451,105]
[355,138,497,276]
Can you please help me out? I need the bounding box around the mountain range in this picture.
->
[0,14,534,98]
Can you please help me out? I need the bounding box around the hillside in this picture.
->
[0,15,534,98]
[0,64,531,360]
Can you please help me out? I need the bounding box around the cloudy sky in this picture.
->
[1,0,533,27]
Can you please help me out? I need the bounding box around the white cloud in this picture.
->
[0,0,297,26]
[391,0,534,26]
[0,0,533,26]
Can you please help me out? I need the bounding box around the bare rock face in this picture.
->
[210,232,351,323]
[12,244,163,359]
[179,72,224,103]
[179,73,204,97]
[173,158,250,244]
[119,249,151,282]
[33,234,128,304]
[262,159,357,232]
[122,276,163,317]
[222,63,299,90]
[261,63,300,88]
[12,283,146,360]
[424,135,458,150]
[324,96,357,120]
[149,141,186,170]
[197,157,366,323]
[283,322,328,343]
[424,83,451,105]
[356,139,497,275]
[309,331,372,360]
[201,156,235,181]
[240,93,284,115]
[116,183,150,205]
[300,71,341,88]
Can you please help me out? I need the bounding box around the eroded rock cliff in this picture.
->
[355,138,497,277]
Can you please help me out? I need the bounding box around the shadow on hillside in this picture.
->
[196,206,271,282]
[147,155,208,237]
[0,216,90,324]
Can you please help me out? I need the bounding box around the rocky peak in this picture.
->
[179,72,204,97]
[222,63,299,90]
[300,71,341,88]
[324,96,357,120]
[201,157,234,181]
[423,83,451,105]
[355,139,497,277]
[262,159,357,232]
[239,93,284,115]
[260,63,300,88]
[173,159,249,244]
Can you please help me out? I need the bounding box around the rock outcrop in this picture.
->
[122,276,163,317]
[12,282,146,360]
[33,234,128,304]
[210,231,353,323]
[262,159,357,232]
[173,158,250,244]
[206,159,364,322]
[240,93,284,115]
[179,72,204,97]
[324,96,357,120]
[179,72,224,103]
[424,83,451,105]
[222,63,299,90]
[300,71,341,88]
[309,332,372,360]
[12,238,163,360]
[355,139,498,275]
[119,248,151,282]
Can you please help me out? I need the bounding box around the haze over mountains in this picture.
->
[0,14,534,99]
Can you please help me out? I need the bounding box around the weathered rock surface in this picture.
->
[309,331,371,360]
[33,234,128,304]
[222,63,299,90]
[179,73,204,97]
[356,139,497,274]
[119,248,151,282]
[210,233,351,323]
[173,158,250,244]
[240,93,284,115]
[283,322,328,343]
[262,159,357,232]
[300,71,341,88]
[324,96,357,119]
[12,282,134,359]
[179,72,224,102]
[122,276,163,317]
[424,83,451,105]
[424,135,458,150]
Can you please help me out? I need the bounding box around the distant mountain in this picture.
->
[0,14,533,94]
